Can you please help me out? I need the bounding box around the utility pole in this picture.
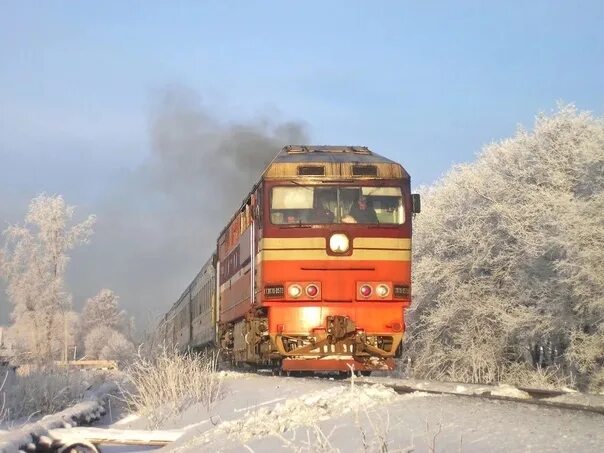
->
[63,308,68,363]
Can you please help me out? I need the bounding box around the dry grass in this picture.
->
[499,363,570,390]
[275,423,340,453]
[566,328,604,392]
[120,348,223,428]
[406,355,571,390]
[0,370,9,424]
[0,365,101,424]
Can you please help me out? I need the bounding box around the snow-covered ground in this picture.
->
[97,372,604,452]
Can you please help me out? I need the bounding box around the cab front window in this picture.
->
[270,186,404,225]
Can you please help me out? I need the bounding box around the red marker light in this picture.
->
[306,284,319,297]
[360,284,372,297]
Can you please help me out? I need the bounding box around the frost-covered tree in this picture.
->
[0,195,95,360]
[84,325,116,359]
[77,289,135,358]
[80,289,126,333]
[99,331,136,365]
[84,325,134,363]
[408,105,604,389]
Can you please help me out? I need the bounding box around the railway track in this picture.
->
[255,366,604,416]
[357,376,604,416]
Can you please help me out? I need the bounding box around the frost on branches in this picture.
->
[81,289,126,332]
[408,105,604,391]
[80,290,135,363]
[0,195,95,361]
[84,325,135,365]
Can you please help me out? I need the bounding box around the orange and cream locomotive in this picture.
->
[157,145,420,373]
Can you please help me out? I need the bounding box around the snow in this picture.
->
[0,382,116,452]
[490,384,531,399]
[93,373,604,452]
[195,382,421,445]
[6,373,602,452]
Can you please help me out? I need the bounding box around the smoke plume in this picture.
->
[68,86,308,330]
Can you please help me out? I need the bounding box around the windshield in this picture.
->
[270,186,405,225]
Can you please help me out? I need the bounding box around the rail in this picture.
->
[359,376,604,416]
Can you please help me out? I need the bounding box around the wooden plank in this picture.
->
[54,360,118,369]
[47,427,184,447]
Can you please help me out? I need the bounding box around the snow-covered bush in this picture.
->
[84,326,111,360]
[78,289,134,360]
[408,105,604,390]
[121,347,223,427]
[82,322,136,366]
[99,331,136,366]
[0,365,98,421]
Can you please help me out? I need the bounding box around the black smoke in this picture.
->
[67,86,308,330]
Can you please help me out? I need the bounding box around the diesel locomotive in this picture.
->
[155,145,420,373]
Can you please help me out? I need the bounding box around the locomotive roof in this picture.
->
[271,145,398,165]
[261,145,409,181]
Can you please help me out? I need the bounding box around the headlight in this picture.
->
[329,233,349,253]
[288,284,302,298]
[376,284,389,298]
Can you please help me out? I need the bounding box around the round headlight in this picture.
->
[288,284,302,298]
[329,233,349,253]
[376,284,389,298]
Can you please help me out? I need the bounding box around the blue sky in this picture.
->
[1,1,603,323]
[2,1,603,197]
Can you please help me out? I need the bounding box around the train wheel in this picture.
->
[334,371,349,380]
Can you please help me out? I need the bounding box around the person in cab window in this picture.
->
[348,195,378,224]
[311,196,335,223]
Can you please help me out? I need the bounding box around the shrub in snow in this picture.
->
[77,289,136,360]
[84,326,120,360]
[120,347,222,427]
[99,331,136,366]
[407,105,604,389]
[0,365,101,421]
